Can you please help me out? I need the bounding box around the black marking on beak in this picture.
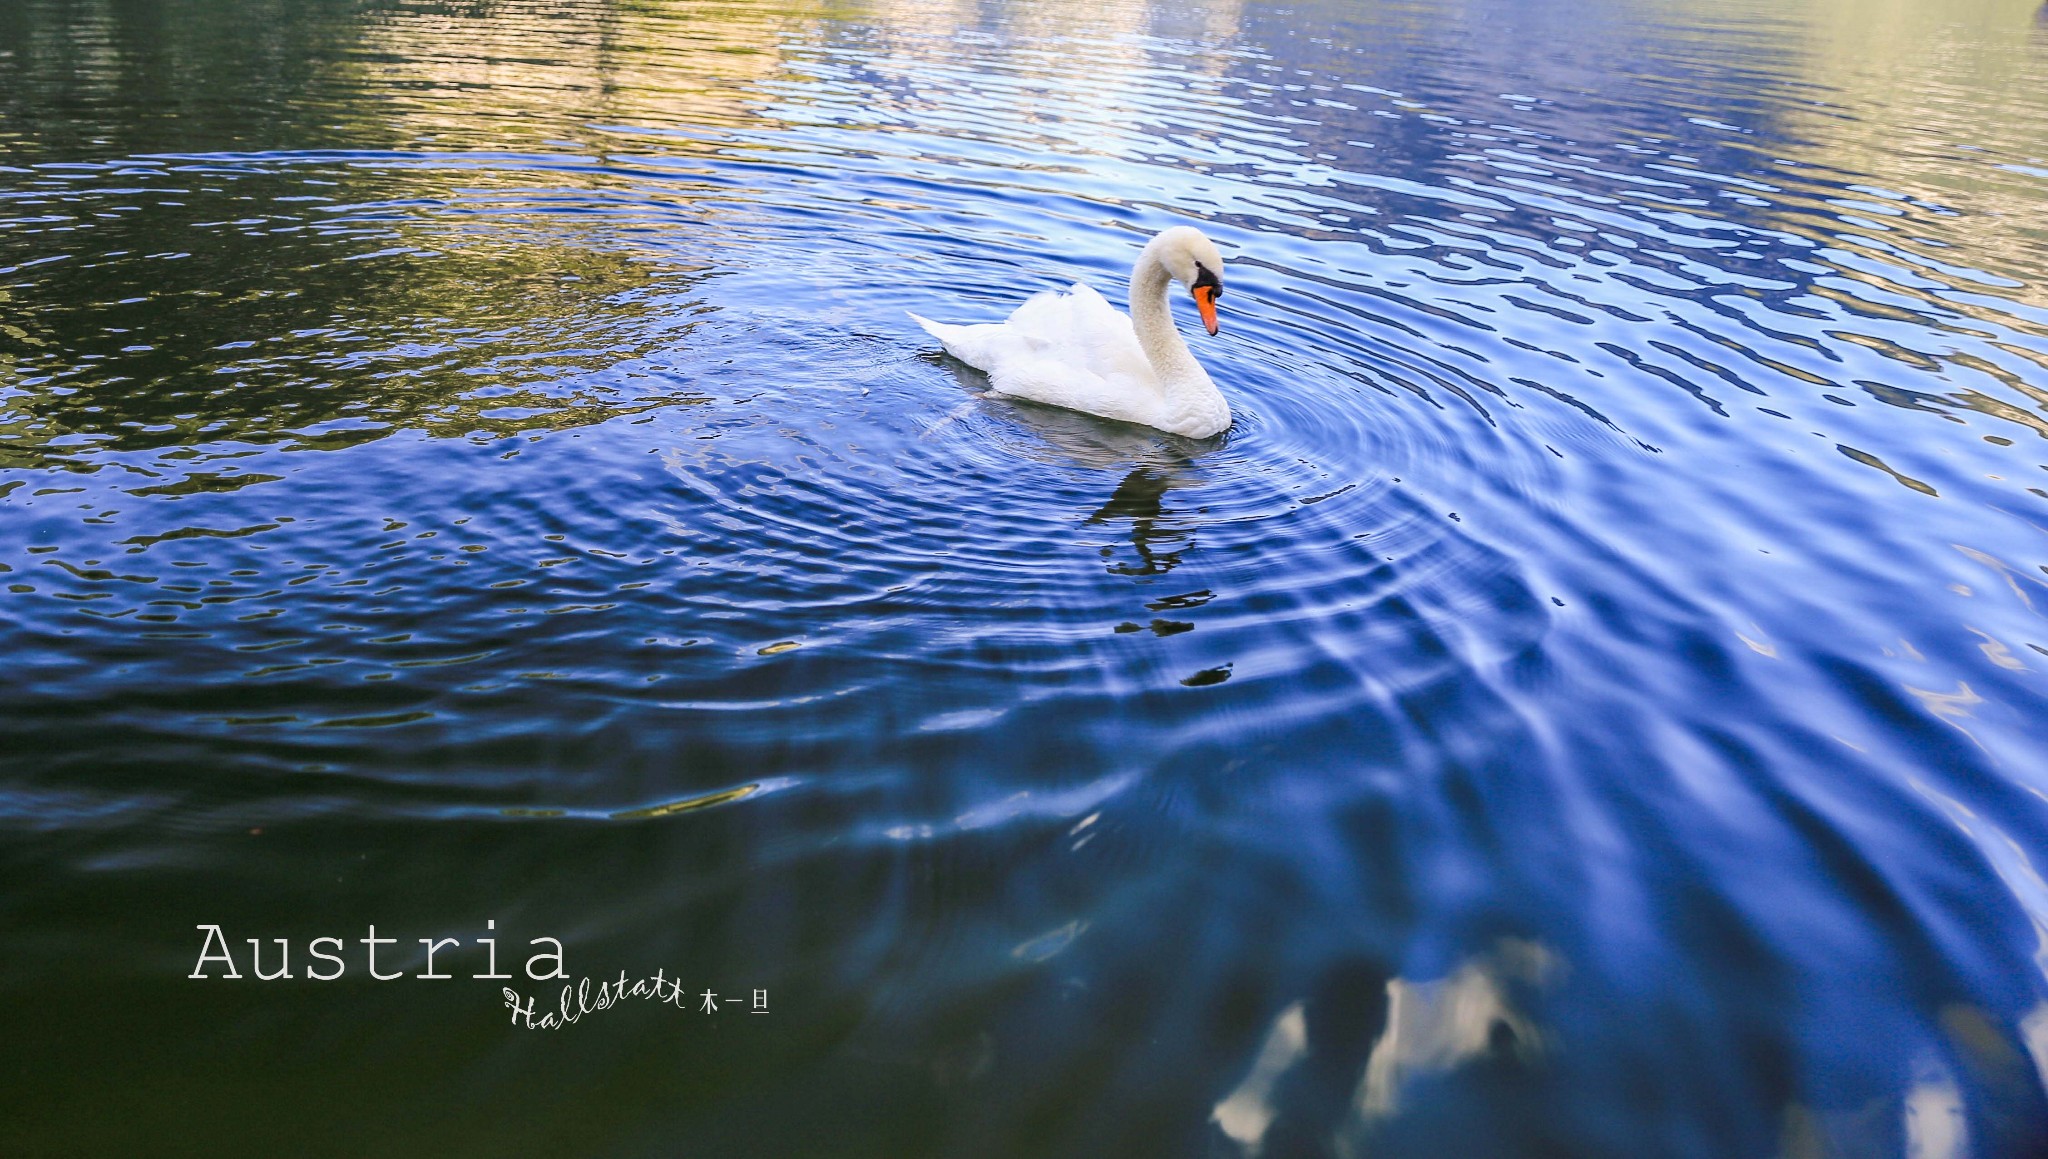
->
[1191,264,1222,336]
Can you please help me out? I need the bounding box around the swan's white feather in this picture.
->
[910,227,1233,438]
[913,284,1163,427]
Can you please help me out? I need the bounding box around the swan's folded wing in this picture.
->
[999,283,1155,388]
[912,283,1159,422]
[910,289,1098,375]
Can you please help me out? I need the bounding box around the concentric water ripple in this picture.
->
[4,0,2048,1154]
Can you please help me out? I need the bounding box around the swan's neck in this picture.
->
[1129,250,1203,384]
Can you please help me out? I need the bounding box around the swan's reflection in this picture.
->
[938,358,1216,578]
[1085,464,1199,576]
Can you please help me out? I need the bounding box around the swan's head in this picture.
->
[1148,225,1227,336]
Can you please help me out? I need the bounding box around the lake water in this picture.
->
[5,0,2048,1154]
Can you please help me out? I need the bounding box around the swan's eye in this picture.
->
[1192,263,1223,300]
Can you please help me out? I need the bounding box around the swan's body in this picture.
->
[910,226,1233,439]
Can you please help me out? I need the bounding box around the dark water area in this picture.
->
[5,0,2048,1154]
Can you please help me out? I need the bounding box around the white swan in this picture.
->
[909,226,1233,439]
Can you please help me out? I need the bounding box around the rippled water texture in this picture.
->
[6,0,2048,1154]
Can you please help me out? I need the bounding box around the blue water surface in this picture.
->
[3,0,2048,1154]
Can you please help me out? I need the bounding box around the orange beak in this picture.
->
[1193,284,1220,336]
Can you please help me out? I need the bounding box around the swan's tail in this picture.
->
[906,311,954,344]
[907,310,992,369]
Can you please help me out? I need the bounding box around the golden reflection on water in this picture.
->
[1764,0,2047,298]
[342,0,809,144]
[283,0,1249,153]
